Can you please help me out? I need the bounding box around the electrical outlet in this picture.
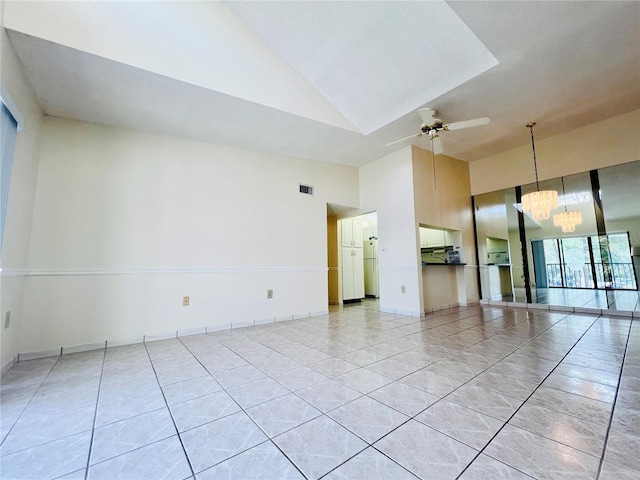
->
[4,311,10,329]
[183,296,190,306]
[400,285,406,294]
[267,289,273,299]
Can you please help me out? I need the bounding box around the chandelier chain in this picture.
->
[528,123,540,191]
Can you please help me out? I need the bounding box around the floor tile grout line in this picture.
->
[177,304,449,478]
[83,344,107,480]
[176,336,309,478]
[231,307,572,449]
[595,317,634,480]
[335,312,577,460]
[300,308,578,479]
[212,304,632,478]
[453,312,607,479]
[0,355,61,451]
[5,300,629,480]
[143,340,197,479]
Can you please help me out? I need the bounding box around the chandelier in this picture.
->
[553,177,583,232]
[520,123,558,220]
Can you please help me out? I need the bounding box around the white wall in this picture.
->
[470,110,640,196]
[0,27,44,370]
[359,147,422,315]
[19,118,359,354]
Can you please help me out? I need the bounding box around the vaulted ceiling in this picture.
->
[4,1,640,167]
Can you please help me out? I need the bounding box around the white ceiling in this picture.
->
[224,1,498,134]
[4,1,640,167]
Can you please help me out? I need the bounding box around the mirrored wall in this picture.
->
[473,160,640,312]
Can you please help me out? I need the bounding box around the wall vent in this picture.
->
[299,184,313,195]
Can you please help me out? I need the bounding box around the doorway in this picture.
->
[329,211,378,306]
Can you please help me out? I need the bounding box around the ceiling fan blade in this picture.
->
[385,132,424,147]
[432,135,443,155]
[444,116,490,131]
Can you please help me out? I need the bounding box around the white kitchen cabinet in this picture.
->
[420,228,446,248]
[342,248,364,301]
[426,228,445,247]
[419,228,429,248]
[341,218,363,248]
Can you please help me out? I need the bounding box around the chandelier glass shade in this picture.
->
[553,176,583,232]
[553,210,583,233]
[521,189,559,221]
[521,123,559,221]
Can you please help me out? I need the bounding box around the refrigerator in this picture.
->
[363,227,379,297]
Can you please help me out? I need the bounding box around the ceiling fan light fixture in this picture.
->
[521,123,559,221]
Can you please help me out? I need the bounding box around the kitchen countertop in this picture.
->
[422,262,467,266]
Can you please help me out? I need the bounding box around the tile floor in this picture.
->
[1,300,639,479]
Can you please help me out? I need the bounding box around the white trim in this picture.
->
[18,348,62,362]
[1,356,17,376]
[231,320,255,329]
[206,323,232,333]
[380,307,421,317]
[25,267,328,277]
[603,309,633,318]
[0,268,29,277]
[62,342,106,355]
[254,318,275,326]
[551,305,575,313]
[178,327,206,337]
[573,307,602,316]
[144,331,178,343]
[482,299,636,318]
[12,310,332,363]
[527,303,550,311]
[106,336,145,348]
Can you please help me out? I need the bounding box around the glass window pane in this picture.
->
[560,237,592,288]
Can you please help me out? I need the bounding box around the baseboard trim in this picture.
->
[13,310,331,363]
[1,356,17,375]
[379,307,422,317]
[481,299,636,318]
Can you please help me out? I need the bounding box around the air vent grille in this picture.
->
[299,184,313,195]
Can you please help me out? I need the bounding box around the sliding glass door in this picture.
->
[534,233,636,290]
[592,233,637,289]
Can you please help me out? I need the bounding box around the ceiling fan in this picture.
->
[386,108,490,154]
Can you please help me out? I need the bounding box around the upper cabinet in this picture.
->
[341,218,363,248]
[420,227,446,248]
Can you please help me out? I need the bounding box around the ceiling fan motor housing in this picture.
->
[421,122,444,134]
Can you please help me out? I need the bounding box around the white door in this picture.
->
[353,248,365,299]
[342,248,354,300]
